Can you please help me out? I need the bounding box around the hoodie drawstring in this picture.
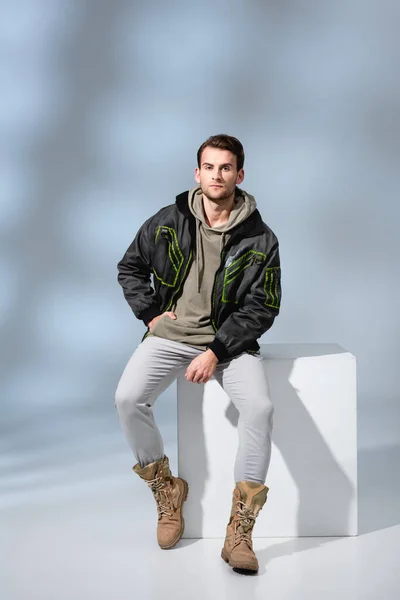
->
[196,220,226,293]
[196,219,201,293]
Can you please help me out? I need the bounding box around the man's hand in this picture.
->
[185,349,219,384]
[147,312,176,332]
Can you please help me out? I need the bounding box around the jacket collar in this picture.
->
[175,190,265,238]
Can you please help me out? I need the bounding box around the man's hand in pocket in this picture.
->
[147,311,177,332]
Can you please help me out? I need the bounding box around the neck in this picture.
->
[202,192,235,228]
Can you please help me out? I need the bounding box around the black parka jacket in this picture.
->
[117,190,282,361]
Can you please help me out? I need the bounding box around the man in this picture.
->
[115,134,282,572]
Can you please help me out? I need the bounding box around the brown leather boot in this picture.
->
[132,455,188,549]
[221,480,268,571]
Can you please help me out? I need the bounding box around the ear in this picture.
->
[236,169,244,184]
[194,167,200,184]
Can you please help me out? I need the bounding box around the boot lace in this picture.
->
[233,501,256,548]
[146,476,173,518]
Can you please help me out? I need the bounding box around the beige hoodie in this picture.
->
[148,186,257,349]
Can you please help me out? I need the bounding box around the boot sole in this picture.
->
[159,478,189,550]
[221,548,258,571]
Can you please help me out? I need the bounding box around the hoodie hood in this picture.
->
[188,186,257,292]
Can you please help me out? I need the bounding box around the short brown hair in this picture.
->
[197,134,245,171]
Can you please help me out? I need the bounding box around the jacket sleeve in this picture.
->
[207,240,282,361]
[117,216,161,326]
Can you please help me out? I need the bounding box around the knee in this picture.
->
[114,385,141,414]
[252,399,274,427]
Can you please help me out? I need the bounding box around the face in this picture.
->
[194,147,244,202]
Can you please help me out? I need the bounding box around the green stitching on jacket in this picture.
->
[222,250,267,303]
[153,226,184,287]
[165,250,193,311]
[225,250,265,278]
[264,266,281,308]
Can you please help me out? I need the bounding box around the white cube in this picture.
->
[177,343,357,538]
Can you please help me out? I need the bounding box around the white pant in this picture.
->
[114,336,274,483]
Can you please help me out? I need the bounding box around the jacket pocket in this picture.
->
[152,226,184,288]
[222,250,266,304]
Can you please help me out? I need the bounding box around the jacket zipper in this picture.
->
[211,247,227,332]
[164,249,193,312]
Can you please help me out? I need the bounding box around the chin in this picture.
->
[207,193,226,202]
[208,187,228,196]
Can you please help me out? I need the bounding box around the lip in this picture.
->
[210,184,223,187]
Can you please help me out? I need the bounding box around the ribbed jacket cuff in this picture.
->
[139,305,161,326]
[207,338,229,362]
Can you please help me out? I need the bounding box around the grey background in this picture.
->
[0,0,399,505]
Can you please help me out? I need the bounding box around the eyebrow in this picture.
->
[202,162,233,168]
